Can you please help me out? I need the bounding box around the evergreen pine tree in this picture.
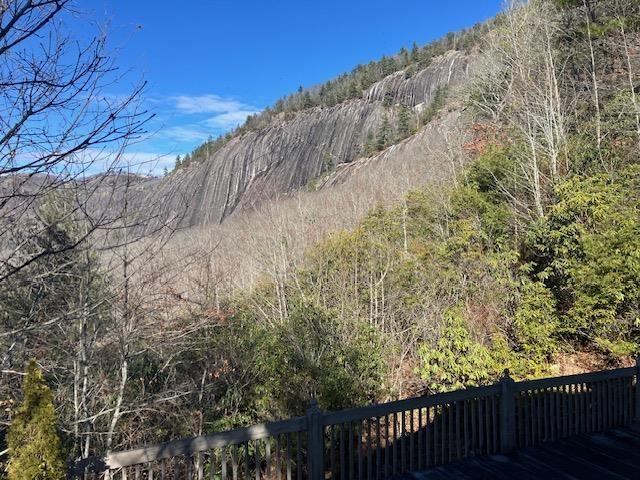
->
[381,56,396,76]
[399,46,410,67]
[397,105,412,140]
[362,131,376,157]
[348,80,360,99]
[410,41,420,63]
[174,155,182,170]
[376,114,391,151]
[302,91,314,109]
[383,90,394,107]
[7,361,66,480]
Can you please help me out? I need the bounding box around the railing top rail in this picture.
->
[74,415,307,472]
[514,366,634,392]
[322,383,501,427]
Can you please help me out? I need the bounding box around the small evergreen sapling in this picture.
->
[7,361,65,480]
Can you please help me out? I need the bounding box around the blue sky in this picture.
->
[81,0,503,173]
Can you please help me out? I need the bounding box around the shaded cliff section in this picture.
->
[133,50,475,231]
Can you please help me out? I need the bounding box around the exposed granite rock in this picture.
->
[363,50,471,106]
[317,107,469,191]
[131,50,476,230]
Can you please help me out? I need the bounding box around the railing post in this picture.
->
[634,358,640,424]
[499,369,516,454]
[307,398,324,480]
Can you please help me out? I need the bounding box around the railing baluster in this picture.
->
[516,393,523,447]
[425,407,431,467]
[617,377,623,426]
[409,410,414,471]
[265,440,270,480]
[383,416,389,477]
[340,424,345,480]
[577,383,584,433]
[375,417,381,480]
[470,399,476,455]
[557,386,563,439]
[232,445,239,480]
[544,389,550,441]
[366,418,372,480]
[492,395,498,454]
[392,413,398,475]
[522,391,532,447]
[328,425,344,479]
[591,382,596,431]
[447,403,458,462]
[434,406,441,464]
[357,421,363,480]
[401,411,406,473]
[456,401,462,459]
[210,450,216,480]
[417,408,423,470]
[442,404,447,462]
[349,422,354,480]
[483,397,490,454]
[296,431,302,480]
[478,396,484,454]
[624,376,631,425]
[197,452,204,480]
[285,434,291,480]
[222,450,228,480]
[616,378,622,426]
[275,437,281,480]
[609,379,614,428]
[586,382,592,431]
[598,381,604,431]
[255,440,261,480]
[463,400,470,456]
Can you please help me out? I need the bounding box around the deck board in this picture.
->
[402,427,640,480]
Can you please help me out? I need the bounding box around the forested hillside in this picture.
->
[2,0,640,471]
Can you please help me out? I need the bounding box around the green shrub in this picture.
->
[529,166,640,356]
[7,361,65,480]
[419,308,510,392]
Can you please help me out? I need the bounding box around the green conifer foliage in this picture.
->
[7,361,65,480]
[376,114,391,151]
[396,105,412,140]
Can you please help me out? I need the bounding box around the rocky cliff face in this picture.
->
[132,50,475,230]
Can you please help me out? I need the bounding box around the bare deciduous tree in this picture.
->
[0,0,152,283]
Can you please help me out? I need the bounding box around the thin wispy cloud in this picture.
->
[82,149,176,176]
[162,124,211,143]
[171,94,257,115]
[100,92,263,171]
[206,110,260,129]
[166,93,261,138]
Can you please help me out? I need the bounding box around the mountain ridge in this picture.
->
[133,49,476,231]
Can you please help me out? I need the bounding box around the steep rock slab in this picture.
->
[132,50,474,230]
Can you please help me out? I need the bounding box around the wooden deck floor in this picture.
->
[402,427,640,480]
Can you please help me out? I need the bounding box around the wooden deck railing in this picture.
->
[69,362,640,479]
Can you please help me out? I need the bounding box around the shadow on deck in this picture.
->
[402,426,640,480]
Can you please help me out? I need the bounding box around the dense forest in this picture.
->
[2,0,640,474]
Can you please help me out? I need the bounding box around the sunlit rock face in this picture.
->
[132,50,475,231]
